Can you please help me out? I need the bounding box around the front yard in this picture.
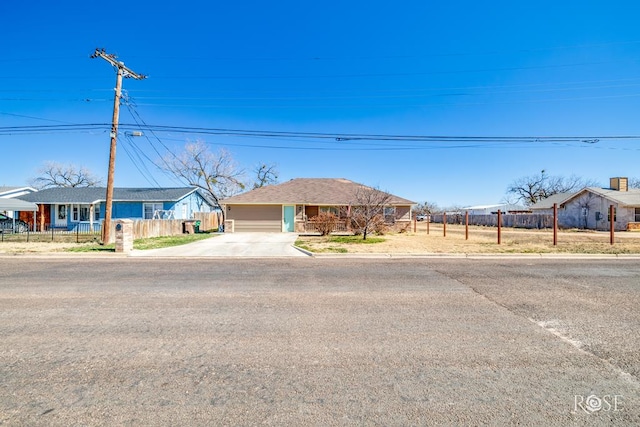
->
[295,223,640,254]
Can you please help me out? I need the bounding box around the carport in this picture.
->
[0,198,38,230]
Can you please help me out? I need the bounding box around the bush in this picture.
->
[311,212,339,236]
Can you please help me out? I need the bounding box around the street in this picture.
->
[1,258,639,426]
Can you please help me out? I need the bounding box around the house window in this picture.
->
[94,205,100,221]
[72,205,78,221]
[607,208,617,222]
[144,203,163,219]
[320,206,339,216]
[636,208,640,222]
[384,206,396,223]
[58,205,66,220]
[80,206,89,221]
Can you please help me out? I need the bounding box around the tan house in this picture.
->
[531,177,640,231]
[221,178,415,233]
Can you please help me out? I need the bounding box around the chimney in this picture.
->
[610,177,628,192]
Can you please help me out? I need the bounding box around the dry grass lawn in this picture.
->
[2,223,640,255]
[296,223,640,254]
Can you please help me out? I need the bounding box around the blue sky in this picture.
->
[2,1,640,206]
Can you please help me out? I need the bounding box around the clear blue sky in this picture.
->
[2,1,640,207]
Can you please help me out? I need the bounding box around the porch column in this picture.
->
[89,204,95,232]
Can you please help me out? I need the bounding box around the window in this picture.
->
[80,206,89,221]
[320,206,339,216]
[607,208,617,222]
[58,205,66,220]
[72,205,78,221]
[384,206,396,223]
[94,204,101,221]
[144,203,163,219]
[636,208,640,222]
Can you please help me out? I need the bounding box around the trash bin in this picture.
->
[194,220,201,233]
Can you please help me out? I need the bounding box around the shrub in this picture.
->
[311,212,338,236]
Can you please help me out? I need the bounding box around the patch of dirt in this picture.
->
[0,241,90,254]
[297,223,640,254]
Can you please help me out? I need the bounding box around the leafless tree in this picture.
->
[629,177,640,189]
[348,185,393,240]
[506,170,598,206]
[161,141,245,210]
[412,201,440,215]
[30,161,103,189]
[253,163,279,189]
[575,192,597,229]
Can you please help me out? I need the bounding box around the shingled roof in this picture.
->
[222,178,415,205]
[530,187,640,210]
[18,187,200,204]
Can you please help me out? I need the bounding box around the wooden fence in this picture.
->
[104,212,222,243]
[193,211,222,231]
[431,214,555,229]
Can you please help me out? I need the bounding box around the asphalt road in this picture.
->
[1,258,639,426]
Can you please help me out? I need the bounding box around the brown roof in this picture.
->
[221,178,415,205]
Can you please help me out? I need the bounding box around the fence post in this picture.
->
[51,225,54,242]
[497,210,502,244]
[413,216,416,233]
[610,204,615,245]
[427,216,430,234]
[443,213,447,237]
[553,203,558,246]
[465,211,469,240]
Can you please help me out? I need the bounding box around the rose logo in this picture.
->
[585,395,602,412]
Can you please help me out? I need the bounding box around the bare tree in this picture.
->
[506,170,597,206]
[629,177,640,189]
[253,163,279,189]
[161,141,245,210]
[30,161,103,189]
[575,192,597,229]
[412,201,440,215]
[348,185,393,240]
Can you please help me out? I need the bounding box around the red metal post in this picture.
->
[427,215,430,234]
[553,203,558,246]
[497,210,502,244]
[465,211,469,240]
[610,204,615,245]
[443,212,447,237]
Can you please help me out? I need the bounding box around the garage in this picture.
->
[226,204,282,232]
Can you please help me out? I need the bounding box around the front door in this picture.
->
[283,205,295,232]
[55,204,68,228]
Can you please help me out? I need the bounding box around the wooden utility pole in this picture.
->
[91,49,146,244]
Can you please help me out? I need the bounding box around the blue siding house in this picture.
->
[18,187,217,230]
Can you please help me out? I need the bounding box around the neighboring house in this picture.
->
[0,186,37,199]
[17,187,216,231]
[221,178,415,233]
[462,203,530,215]
[0,186,38,230]
[530,177,640,231]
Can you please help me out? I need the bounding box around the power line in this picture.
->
[3,122,640,142]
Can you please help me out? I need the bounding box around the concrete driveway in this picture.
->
[129,232,309,258]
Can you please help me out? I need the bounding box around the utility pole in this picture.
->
[91,48,146,244]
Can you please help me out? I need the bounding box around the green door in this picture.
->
[283,205,295,232]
